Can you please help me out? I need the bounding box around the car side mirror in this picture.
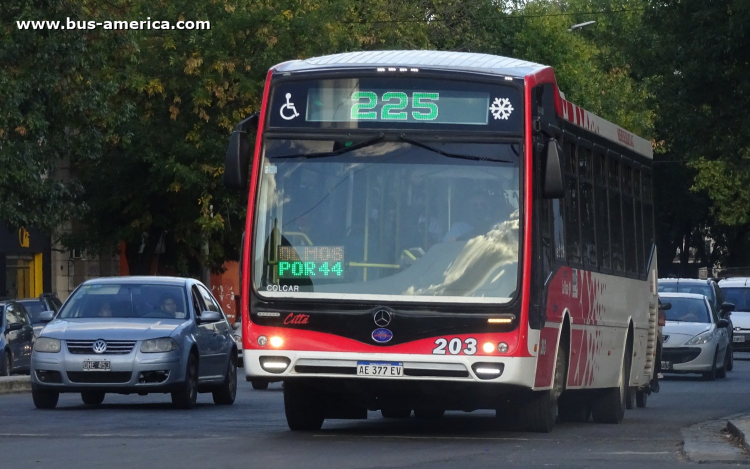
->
[39,311,55,323]
[660,302,672,311]
[718,319,729,328]
[224,114,259,190]
[198,311,222,324]
[542,138,564,199]
[7,322,23,332]
[722,302,735,313]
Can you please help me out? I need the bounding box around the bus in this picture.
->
[224,51,659,432]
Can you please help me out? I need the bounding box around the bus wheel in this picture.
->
[414,408,445,419]
[381,407,411,418]
[520,343,567,432]
[592,344,630,424]
[625,386,636,410]
[635,390,648,408]
[284,382,324,431]
[558,392,590,422]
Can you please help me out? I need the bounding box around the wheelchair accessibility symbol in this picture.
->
[279,93,299,120]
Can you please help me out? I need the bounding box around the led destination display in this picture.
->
[277,246,346,279]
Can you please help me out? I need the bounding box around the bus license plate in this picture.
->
[356,362,403,377]
[734,335,745,343]
[660,361,671,371]
[83,360,110,371]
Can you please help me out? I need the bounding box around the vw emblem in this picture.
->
[92,339,107,354]
[374,310,392,327]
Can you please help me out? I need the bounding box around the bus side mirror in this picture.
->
[224,113,259,190]
[542,138,564,199]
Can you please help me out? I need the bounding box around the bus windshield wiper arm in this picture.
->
[399,135,513,163]
[271,133,385,160]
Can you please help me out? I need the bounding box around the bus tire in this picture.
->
[381,407,411,419]
[625,386,636,410]
[592,343,630,424]
[414,408,445,419]
[558,392,590,422]
[521,340,567,432]
[284,382,324,431]
[636,390,648,408]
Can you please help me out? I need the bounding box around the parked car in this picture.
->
[1,300,35,376]
[659,292,730,380]
[17,294,63,337]
[718,277,750,351]
[30,276,238,409]
[658,278,735,370]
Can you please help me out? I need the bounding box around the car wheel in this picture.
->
[172,354,198,409]
[0,349,10,376]
[251,380,269,390]
[32,386,59,409]
[727,344,734,371]
[212,358,237,405]
[717,348,728,379]
[702,346,718,381]
[81,391,105,405]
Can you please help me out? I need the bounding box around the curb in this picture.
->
[0,376,31,394]
[727,419,750,452]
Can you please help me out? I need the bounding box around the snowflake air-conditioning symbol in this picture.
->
[489,97,514,120]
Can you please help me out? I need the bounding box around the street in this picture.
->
[1,357,750,468]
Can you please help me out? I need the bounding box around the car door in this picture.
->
[195,284,227,378]
[14,304,34,368]
[190,285,218,380]
[709,301,729,357]
[197,284,233,372]
[4,304,24,371]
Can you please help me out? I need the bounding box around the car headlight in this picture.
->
[140,338,180,353]
[34,337,61,353]
[686,329,715,345]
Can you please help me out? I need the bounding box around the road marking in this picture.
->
[0,433,50,437]
[315,435,533,441]
[598,452,670,455]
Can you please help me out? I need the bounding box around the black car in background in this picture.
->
[658,278,735,371]
[17,294,63,337]
[1,300,35,376]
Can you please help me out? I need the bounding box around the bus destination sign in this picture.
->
[277,246,346,279]
[269,76,522,132]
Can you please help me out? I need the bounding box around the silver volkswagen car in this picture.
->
[30,277,238,409]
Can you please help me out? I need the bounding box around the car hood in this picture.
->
[663,321,712,346]
[731,311,750,329]
[40,318,186,341]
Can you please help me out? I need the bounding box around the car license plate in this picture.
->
[661,360,671,371]
[734,335,745,343]
[83,360,110,371]
[356,361,403,377]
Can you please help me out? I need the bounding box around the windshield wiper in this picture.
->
[399,135,513,163]
[270,133,385,160]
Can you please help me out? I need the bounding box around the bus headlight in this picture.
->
[497,342,509,353]
[483,342,495,353]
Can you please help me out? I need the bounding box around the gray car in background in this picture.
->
[30,276,238,409]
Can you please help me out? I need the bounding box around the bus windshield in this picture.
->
[253,138,521,304]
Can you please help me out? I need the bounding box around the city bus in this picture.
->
[224,51,659,432]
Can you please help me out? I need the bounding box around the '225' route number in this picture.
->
[433,338,477,355]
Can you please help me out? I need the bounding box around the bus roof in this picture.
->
[275,50,547,77]
[274,50,652,159]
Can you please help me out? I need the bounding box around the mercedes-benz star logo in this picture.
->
[374,310,392,327]
[93,339,107,354]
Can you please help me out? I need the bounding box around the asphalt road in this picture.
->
[2,355,750,468]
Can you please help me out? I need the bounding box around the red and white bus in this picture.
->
[224,51,659,432]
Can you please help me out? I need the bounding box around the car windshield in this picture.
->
[721,287,750,312]
[58,284,188,320]
[253,139,521,304]
[664,297,711,323]
[16,300,47,323]
[658,282,712,299]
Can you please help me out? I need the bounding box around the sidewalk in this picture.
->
[727,415,750,453]
[0,376,31,394]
